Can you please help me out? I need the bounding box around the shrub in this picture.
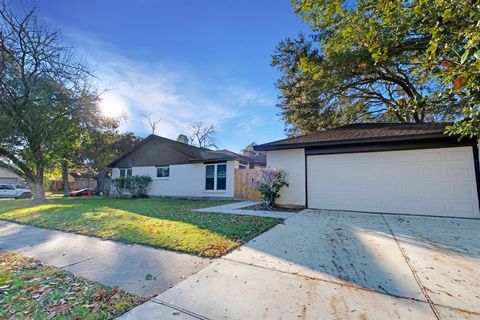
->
[112,175,152,198]
[256,168,288,207]
[112,177,127,196]
[131,175,152,197]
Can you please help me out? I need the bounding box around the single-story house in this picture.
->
[109,134,265,198]
[0,167,23,185]
[254,123,480,218]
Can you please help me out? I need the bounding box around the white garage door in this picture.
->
[0,178,17,185]
[307,147,480,218]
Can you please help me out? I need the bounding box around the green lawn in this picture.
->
[0,197,282,257]
[0,250,142,320]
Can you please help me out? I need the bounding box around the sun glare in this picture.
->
[98,93,128,118]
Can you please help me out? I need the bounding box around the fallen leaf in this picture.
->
[145,274,156,280]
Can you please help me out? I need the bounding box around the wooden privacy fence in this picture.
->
[234,168,262,200]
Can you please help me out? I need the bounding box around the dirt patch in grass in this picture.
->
[241,204,304,213]
[0,250,143,320]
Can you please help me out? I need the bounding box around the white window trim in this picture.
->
[155,166,170,180]
[204,163,227,192]
[119,168,132,178]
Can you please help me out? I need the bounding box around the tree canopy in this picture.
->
[274,0,479,136]
[0,2,105,202]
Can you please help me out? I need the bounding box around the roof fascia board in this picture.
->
[254,133,461,151]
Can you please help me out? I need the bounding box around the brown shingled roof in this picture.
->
[254,123,452,151]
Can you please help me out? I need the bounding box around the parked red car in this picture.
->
[69,188,95,197]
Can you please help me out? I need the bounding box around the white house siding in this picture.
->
[266,149,306,206]
[111,161,236,198]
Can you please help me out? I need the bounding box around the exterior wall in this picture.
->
[266,149,305,206]
[111,161,236,198]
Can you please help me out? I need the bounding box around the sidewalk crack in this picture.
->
[152,299,209,320]
[381,214,442,320]
[59,258,91,269]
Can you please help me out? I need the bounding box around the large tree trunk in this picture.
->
[31,153,46,204]
[96,168,107,196]
[29,179,46,204]
[61,160,70,196]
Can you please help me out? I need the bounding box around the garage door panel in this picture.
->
[446,166,472,179]
[307,147,480,218]
[448,182,475,198]
[445,149,471,161]
[420,150,443,161]
[0,178,17,184]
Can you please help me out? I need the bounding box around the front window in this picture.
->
[205,165,215,190]
[205,163,227,191]
[120,168,132,178]
[216,164,226,190]
[156,166,170,178]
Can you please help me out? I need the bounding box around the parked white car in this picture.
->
[0,184,32,199]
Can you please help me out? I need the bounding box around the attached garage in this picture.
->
[255,123,480,218]
[307,147,479,218]
[0,167,21,185]
[0,178,17,185]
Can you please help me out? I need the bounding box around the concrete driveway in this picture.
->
[122,210,480,320]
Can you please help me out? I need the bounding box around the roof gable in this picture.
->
[109,134,258,167]
[110,135,203,167]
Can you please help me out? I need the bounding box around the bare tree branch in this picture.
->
[143,113,161,135]
[188,121,217,149]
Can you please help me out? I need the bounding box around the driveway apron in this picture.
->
[121,210,480,319]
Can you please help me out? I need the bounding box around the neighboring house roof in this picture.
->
[0,167,21,179]
[109,135,261,167]
[254,123,472,151]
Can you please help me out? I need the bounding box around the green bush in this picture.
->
[112,175,152,198]
[256,168,289,207]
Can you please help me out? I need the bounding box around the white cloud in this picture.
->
[65,30,280,149]
[85,50,270,141]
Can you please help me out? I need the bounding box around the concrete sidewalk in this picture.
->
[194,201,295,219]
[0,221,209,298]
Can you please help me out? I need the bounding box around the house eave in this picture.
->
[253,133,467,152]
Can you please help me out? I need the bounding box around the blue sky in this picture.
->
[14,0,309,152]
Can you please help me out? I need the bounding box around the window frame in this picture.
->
[119,168,132,178]
[156,166,170,179]
[204,163,227,191]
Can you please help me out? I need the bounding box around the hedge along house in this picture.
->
[109,135,265,198]
[254,123,480,218]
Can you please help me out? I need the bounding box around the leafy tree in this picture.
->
[242,142,264,157]
[76,130,142,195]
[405,0,480,138]
[0,2,97,202]
[274,0,476,135]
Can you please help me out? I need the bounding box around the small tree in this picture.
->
[256,168,288,207]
